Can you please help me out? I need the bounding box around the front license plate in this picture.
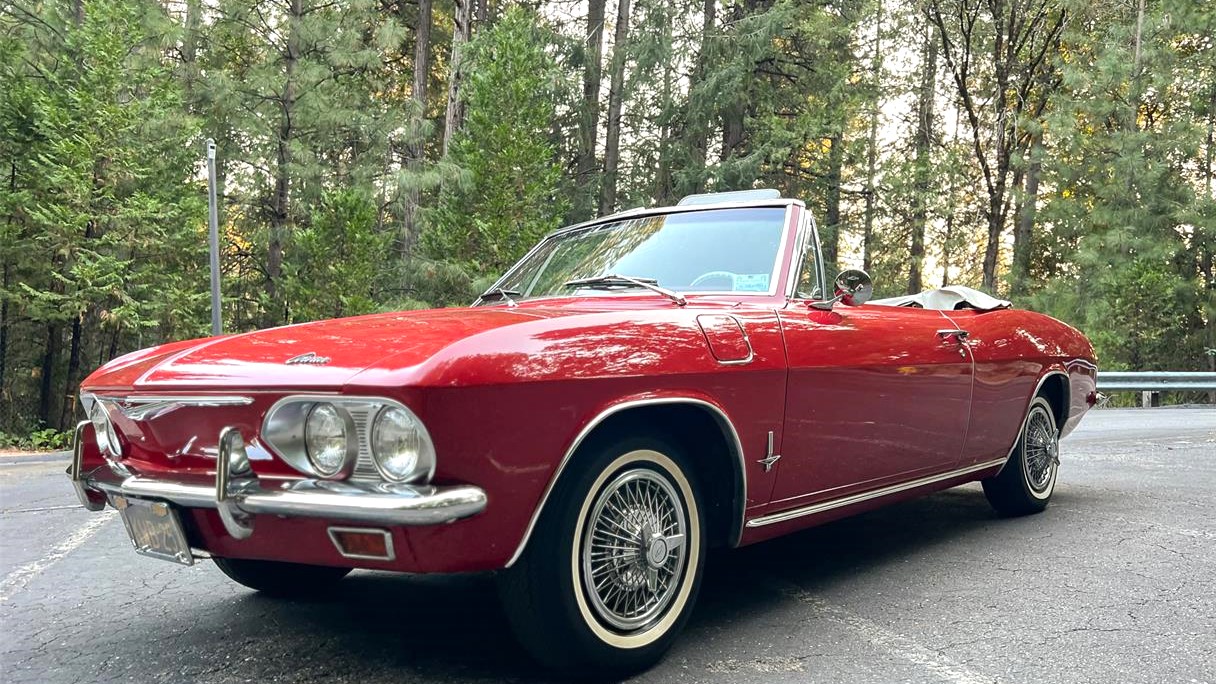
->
[116,496,194,566]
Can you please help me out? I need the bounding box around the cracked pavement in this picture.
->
[0,407,1212,683]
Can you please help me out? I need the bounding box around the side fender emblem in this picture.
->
[285,351,331,365]
[758,430,781,472]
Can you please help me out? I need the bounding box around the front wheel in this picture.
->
[499,437,705,677]
[983,396,1060,516]
[213,557,351,597]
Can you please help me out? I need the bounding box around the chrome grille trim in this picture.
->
[102,395,254,421]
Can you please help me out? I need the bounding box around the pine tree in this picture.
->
[1035,0,1212,370]
[206,0,408,326]
[1,0,205,430]
[423,7,570,274]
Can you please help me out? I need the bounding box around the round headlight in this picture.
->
[305,403,350,477]
[371,406,433,482]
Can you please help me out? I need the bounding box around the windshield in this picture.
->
[490,207,789,301]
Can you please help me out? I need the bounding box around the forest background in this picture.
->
[2,0,1214,444]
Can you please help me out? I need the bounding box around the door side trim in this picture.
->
[744,456,1007,528]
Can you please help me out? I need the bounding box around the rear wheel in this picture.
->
[983,396,1060,516]
[213,557,351,597]
[499,435,705,677]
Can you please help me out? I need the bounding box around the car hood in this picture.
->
[83,307,560,391]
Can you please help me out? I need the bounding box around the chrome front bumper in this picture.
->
[68,422,487,539]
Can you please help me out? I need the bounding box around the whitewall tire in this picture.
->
[499,435,706,676]
[983,396,1060,515]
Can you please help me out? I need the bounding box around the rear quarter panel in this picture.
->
[942,308,1096,464]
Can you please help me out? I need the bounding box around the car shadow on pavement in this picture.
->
[187,483,1072,683]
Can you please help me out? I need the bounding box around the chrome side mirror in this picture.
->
[810,269,873,310]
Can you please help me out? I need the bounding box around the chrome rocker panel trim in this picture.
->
[68,424,486,531]
[745,457,1008,528]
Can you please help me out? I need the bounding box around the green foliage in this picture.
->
[0,428,72,451]
[282,190,391,322]
[1,0,206,431]
[29,428,72,451]
[1031,0,1214,372]
[2,0,1214,433]
[395,258,484,309]
[421,7,570,275]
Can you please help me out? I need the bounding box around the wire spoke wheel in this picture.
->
[580,468,688,632]
[1023,406,1059,494]
[983,396,1060,516]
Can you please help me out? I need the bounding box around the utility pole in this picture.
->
[206,139,222,335]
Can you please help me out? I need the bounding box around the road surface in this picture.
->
[1,408,1212,683]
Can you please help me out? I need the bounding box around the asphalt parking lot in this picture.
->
[1,407,1213,684]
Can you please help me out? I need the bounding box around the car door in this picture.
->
[770,302,975,505]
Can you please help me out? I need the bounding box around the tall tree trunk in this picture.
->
[38,324,59,428]
[1011,130,1042,296]
[1204,84,1215,404]
[941,210,954,287]
[1206,83,1214,199]
[266,0,301,325]
[474,0,487,26]
[861,0,883,274]
[0,258,7,398]
[654,33,674,204]
[981,192,1004,290]
[822,132,844,276]
[941,108,963,288]
[927,0,1065,292]
[598,0,631,215]
[575,0,606,217]
[1121,0,1147,148]
[907,23,937,294]
[399,0,433,255]
[107,323,121,366]
[443,0,472,156]
[182,0,202,102]
[57,205,98,428]
[683,0,716,195]
[1,161,13,395]
[720,105,744,167]
[1131,0,1146,103]
[58,314,84,429]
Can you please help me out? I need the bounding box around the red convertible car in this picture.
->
[70,190,1097,675]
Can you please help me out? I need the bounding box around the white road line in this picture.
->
[1,504,85,515]
[0,510,118,602]
[776,580,998,684]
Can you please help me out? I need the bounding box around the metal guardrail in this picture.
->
[1095,372,1216,392]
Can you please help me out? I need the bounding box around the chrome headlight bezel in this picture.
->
[262,395,435,484]
[81,392,120,456]
[304,402,355,477]
[370,405,436,484]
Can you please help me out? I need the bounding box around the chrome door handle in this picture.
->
[936,329,970,341]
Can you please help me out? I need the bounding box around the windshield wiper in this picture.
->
[563,274,687,306]
[478,287,520,307]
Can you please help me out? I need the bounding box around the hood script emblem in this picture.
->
[285,351,331,366]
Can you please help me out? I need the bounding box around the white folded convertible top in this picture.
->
[870,285,1011,311]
